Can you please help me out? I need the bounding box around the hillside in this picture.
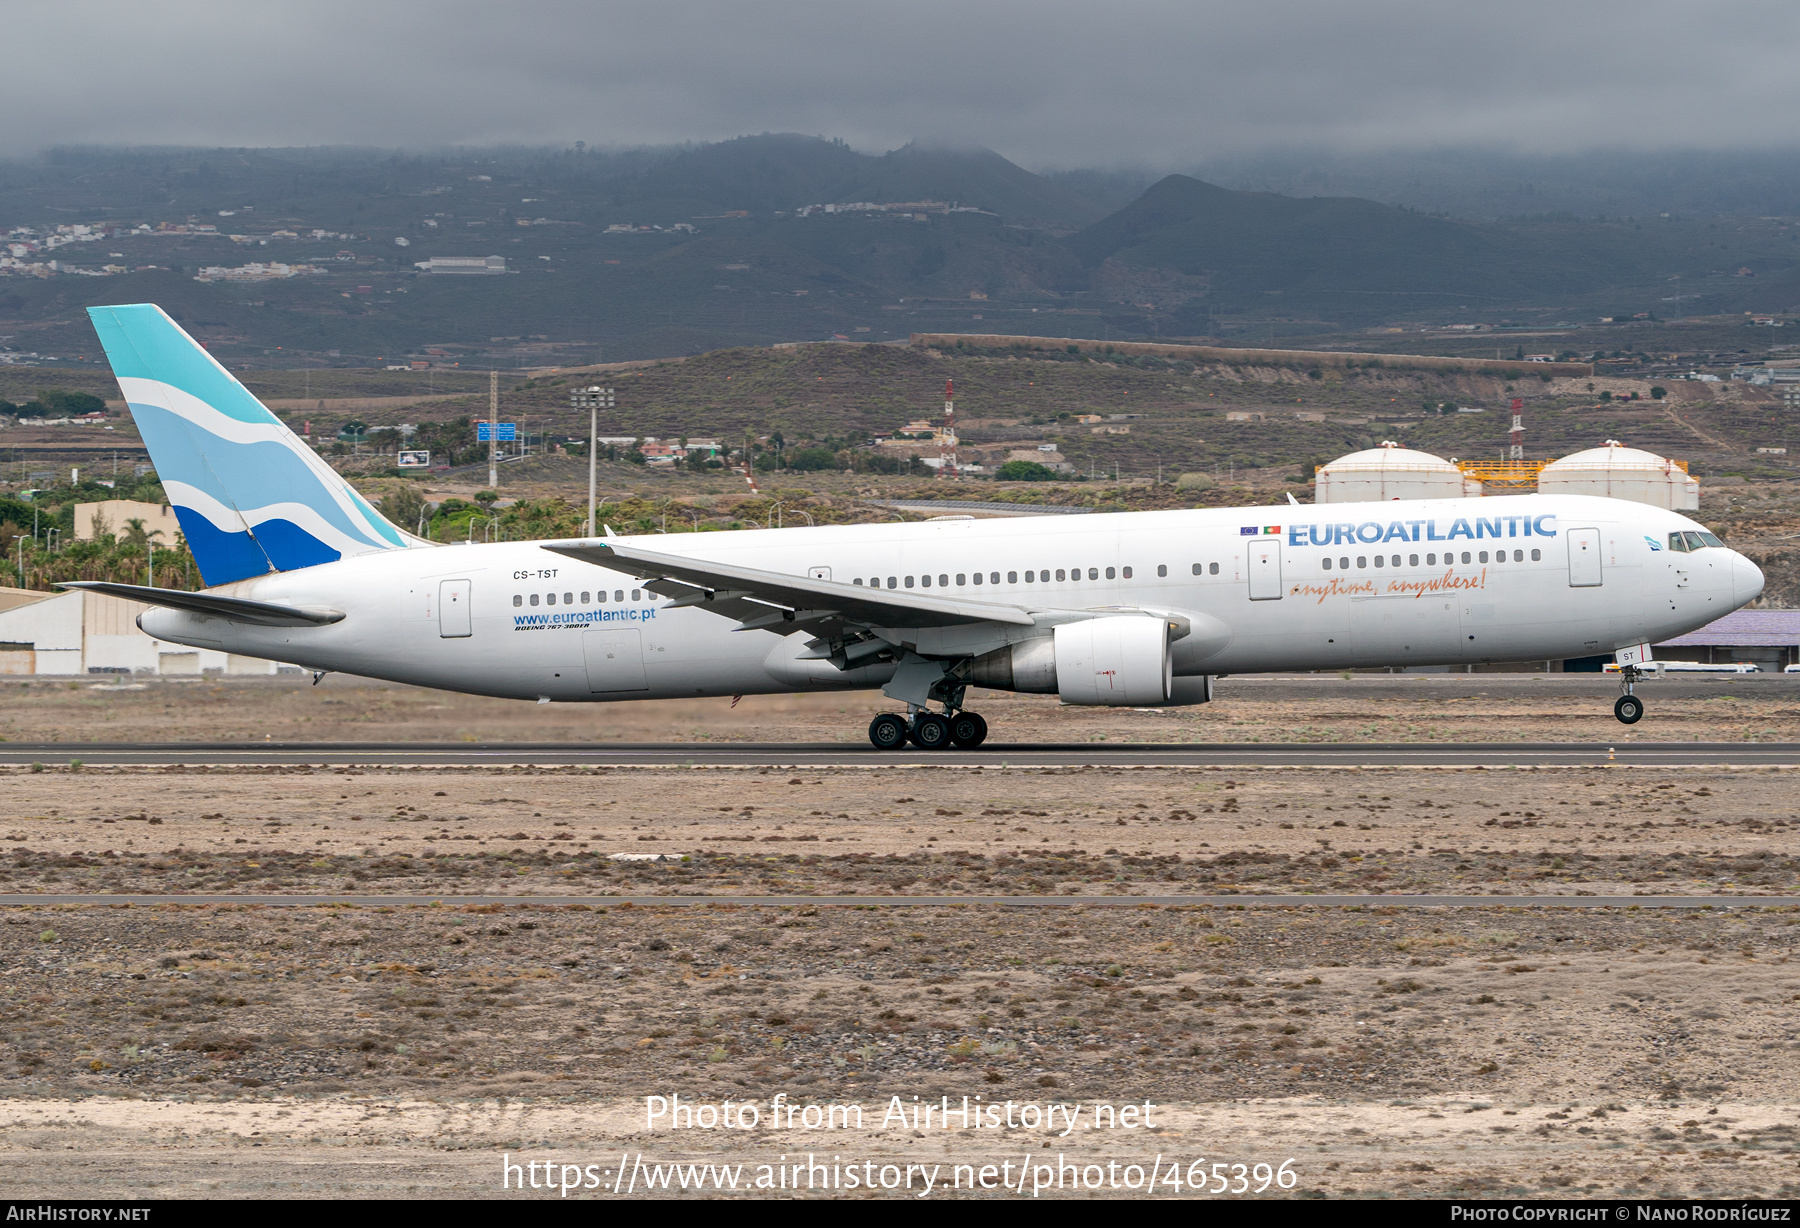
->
[2,143,1799,370]
[1071,175,1699,324]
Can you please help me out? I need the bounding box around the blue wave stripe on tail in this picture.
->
[86,303,418,586]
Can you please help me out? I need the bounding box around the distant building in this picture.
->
[0,587,293,676]
[413,256,507,275]
[1656,609,1800,672]
[73,499,181,545]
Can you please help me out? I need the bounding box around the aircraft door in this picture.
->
[1567,529,1603,587]
[583,628,648,693]
[439,579,471,637]
[1247,538,1283,600]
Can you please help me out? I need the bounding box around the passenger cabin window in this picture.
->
[1459,553,1471,565]
[581,592,590,603]
[1157,564,1167,577]
[1087,568,1098,580]
[631,589,641,601]
[1530,548,1541,560]
[1122,566,1132,578]
[1026,571,1035,582]
[1057,569,1067,581]
[939,574,948,586]
[905,576,915,588]
[1104,566,1115,579]
[1007,571,1018,583]
[530,594,540,606]
[614,590,624,602]
[990,572,1000,584]
[1209,562,1219,575]
[1322,557,1333,570]
[546,593,556,604]
[956,573,966,585]
[564,592,573,604]
[513,594,522,607]
[972,572,983,585]
[1191,563,1201,576]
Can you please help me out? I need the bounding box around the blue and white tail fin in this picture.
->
[87,303,421,587]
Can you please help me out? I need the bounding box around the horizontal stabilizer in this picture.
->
[58,581,344,627]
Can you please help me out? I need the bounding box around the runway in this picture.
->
[0,894,1791,908]
[2,740,1799,767]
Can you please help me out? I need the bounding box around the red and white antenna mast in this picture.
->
[1509,397,1524,462]
[941,378,958,477]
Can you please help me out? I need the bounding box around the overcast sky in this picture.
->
[8,0,1800,166]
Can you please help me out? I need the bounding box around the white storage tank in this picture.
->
[1537,441,1699,510]
[1314,441,1482,503]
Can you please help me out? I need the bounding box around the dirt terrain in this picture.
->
[0,903,1796,1198]
[0,677,1797,1199]
[5,671,1800,745]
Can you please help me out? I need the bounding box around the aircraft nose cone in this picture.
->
[1732,551,1765,606]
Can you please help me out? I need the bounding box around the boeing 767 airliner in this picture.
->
[63,304,1763,747]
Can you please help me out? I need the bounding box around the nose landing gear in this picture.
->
[1614,664,1645,724]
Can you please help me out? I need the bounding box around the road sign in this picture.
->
[477,423,517,441]
[397,450,431,468]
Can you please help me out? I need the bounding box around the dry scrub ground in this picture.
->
[6,672,1800,745]
[0,678,1797,1199]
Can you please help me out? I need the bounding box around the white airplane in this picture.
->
[68,304,1763,746]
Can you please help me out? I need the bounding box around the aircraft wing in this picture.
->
[539,539,1036,630]
[58,581,346,627]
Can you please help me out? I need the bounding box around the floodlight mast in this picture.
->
[488,370,499,488]
[569,386,614,537]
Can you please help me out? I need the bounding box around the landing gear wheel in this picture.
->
[1614,695,1644,725]
[910,712,953,749]
[868,713,910,750]
[949,711,988,748]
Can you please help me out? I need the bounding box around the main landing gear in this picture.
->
[1614,664,1645,725]
[867,709,988,750]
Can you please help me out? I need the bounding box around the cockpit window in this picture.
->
[1682,531,1708,552]
[1668,532,1690,553]
[1696,530,1725,548]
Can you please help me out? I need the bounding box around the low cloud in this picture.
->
[6,0,1799,165]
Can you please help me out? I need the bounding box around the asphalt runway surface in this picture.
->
[0,894,1790,909]
[2,740,1799,767]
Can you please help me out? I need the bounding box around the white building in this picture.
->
[0,587,293,676]
[413,256,507,275]
[1314,443,1482,503]
[1536,442,1700,511]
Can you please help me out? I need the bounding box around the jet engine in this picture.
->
[1051,615,1172,706]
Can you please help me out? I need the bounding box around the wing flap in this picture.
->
[542,539,1035,628]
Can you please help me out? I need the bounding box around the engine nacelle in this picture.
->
[1053,615,1171,706]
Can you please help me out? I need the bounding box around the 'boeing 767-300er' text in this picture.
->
[66,304,1763,747]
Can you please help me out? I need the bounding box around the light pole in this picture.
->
[570,386,614,538]
[12,535,24,587]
